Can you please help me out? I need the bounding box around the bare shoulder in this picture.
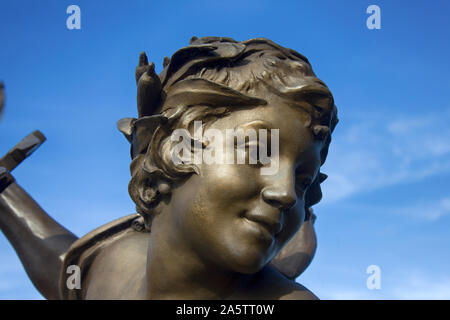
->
[84,231,149,299]
[60,214,150,299]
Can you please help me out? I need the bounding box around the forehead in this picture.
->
[214,90,311,129]
[211,97,319,159]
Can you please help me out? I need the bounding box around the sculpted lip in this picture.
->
[244,210,282,237]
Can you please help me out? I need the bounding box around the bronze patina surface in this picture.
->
[0,37,338,300]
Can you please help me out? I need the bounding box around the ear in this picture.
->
[128,167,156,217]
[128,166,171,218]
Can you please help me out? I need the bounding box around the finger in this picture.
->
[138,51,148,66]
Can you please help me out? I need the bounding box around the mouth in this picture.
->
[243,211,282,239]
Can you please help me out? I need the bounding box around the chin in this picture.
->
[225,247,273,274]
[216,228,278,274]
[231,260,266,274]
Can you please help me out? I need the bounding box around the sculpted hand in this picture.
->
[135,52,162,117]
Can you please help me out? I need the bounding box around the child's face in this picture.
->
[166,91,323,274]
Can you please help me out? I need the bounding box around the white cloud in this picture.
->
[387,117,432,135]
[306,270,450,300]
[320,109,450,203]
[391,271,450,300]
[393,197,450,221]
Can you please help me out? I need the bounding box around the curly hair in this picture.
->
[117,37,338,229]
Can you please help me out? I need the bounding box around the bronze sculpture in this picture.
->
[0,37,338,299]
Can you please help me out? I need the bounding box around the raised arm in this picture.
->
[0,132,78,299]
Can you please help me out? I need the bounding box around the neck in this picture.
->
[145,208,252,300]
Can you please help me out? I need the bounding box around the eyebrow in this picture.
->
[234,120,274,132]
[281,84,334,115]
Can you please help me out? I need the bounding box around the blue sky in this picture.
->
[0,0,449,299]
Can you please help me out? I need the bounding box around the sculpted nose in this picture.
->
[262,183,297,211]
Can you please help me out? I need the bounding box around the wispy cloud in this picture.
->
[391,271,450,299]
[312,270,450,300]
[393,197,450,221]
[321,109,450,202]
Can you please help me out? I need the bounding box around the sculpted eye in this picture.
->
[245,142,264,167]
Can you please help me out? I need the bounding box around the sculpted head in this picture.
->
[118,37,338,274]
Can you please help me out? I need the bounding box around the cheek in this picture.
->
[201,163,262,202]
[174,165,263,237]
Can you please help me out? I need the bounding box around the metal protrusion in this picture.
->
[0,130,47,172]
[0,167,15,192]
